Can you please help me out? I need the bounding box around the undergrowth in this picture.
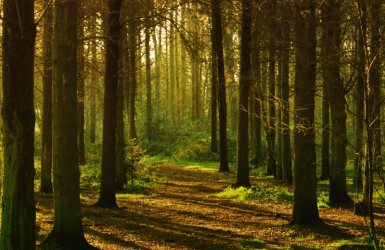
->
[213,185,293,202]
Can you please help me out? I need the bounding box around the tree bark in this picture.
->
[235,0,252,187]
[180,6,187,121]
[146,7,152,140]
[170,8,176,119]
[93,0,122,208]
[322,0,352,205]
[129,11,137,140]
[320,6,330,181]
[1,0,36,248]
[276,25,282,181]
[211,0,229,172]
[211,18,218,154]
[40,0,54,194]
[77,0,86,166]
[116,3,127,191]
[251,44,261,169]
[40,0,96,248]
[89,13,97,144]
[289,0,321,226]
[266,1,277,177]
[281,6,293,183]
[363,0,381,213]
[354,0,365,187]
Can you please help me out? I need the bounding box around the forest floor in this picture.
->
[35,163,385,249]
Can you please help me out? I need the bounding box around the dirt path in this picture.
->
[35,164,385,249]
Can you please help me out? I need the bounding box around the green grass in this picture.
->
[116,193,152,199]
[325,238,373,249]
[148,156,237,172]
[212,185,293,202]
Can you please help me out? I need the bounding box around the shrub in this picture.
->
[125,139,157,186]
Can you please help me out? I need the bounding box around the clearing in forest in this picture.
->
[35,163,385,249]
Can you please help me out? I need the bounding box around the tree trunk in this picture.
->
[180,6,187,121]
[146,7,152,140]
[322,0,352,205]
[235,0,252,187]
[116,4,127,191]
[93,0,122,208]
[251,44,261,169]
[281,7,293,183]
[129,12,137,140]
[40,0,54,194]
[249,88,254,166]
[40,0,96,248]
[320,45,330,181]
[289,0,321,226]
[354,0,365,187]
[266,2,277,177]
[77,0,86,166]
[211,0,230,172]
[1,0,36,248]
[89,13,97,144]
[363,0,381,213]
[276,30,282,181]
[170,9,176,119]
[211,18,218,154]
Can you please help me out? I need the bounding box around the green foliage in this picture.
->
[296,233,315,242]
[326,238,373,250]
[85,141,102,165]
[213,185,292,202]
[80,163,101,187]
[239,238,264,248]
[318,191,330,208]
[125,139,157,186]
[139,117,237,163]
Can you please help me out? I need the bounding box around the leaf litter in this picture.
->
[35,163,385,249]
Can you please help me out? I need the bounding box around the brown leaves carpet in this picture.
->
[35,164,385,249]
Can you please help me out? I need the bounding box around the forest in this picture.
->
[1,0,385,249]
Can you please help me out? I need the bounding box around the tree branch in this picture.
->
[35,0,53,26]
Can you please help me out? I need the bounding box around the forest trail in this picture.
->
[35,163,385,249]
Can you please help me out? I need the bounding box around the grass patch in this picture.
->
[212,185,292,202]
[148,157,237,172]
[326,238,373,249]
[36,211,53,220]
[296,233,315,242]
[185,164,217,171]
[116,193,152,199]
[239,238,264,248]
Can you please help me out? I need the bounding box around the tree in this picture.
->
[89,11,97,144]
[78,0,86,166]
[251,42,261,168]
[362,0,381,215]
[289,0,321,225]
[210,10,218,154]
[281,4,293,183]
[40,0,54,193]
[128,4,137,140]
[212,0,230,172]
[276,24,282,181]
[39,0,96,248]
[322,0,352,205]
[116,2,128,191]
[146,4,153,140]
[266,1,277,177]
[1,0,36,248]
[353,0,365,187]
[234,0,252,187]
[93,0,122,208]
